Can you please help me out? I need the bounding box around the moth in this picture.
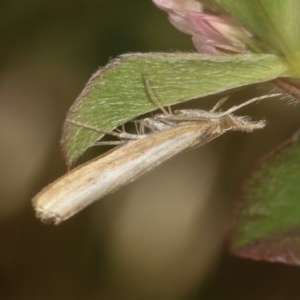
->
[33,78,280,224]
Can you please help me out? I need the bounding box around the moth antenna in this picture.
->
[220,93,281,116]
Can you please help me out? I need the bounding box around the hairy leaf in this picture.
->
[62,52,290,166]
[229,130,300,265]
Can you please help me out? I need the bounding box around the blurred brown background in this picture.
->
[1,1,300,299]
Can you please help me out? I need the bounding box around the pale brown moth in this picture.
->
[33,78,281,224]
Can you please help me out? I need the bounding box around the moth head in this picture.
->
[220,114,266,132]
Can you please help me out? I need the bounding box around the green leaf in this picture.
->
[62,52,290,166]
[216,0,300,76]
[229,131,300,265]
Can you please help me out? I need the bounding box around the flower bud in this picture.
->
[153,0,260,54]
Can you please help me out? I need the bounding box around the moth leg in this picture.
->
[142,73,172,116]
[210,95,230,112]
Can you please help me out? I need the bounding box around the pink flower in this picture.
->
[153,0,253,54]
